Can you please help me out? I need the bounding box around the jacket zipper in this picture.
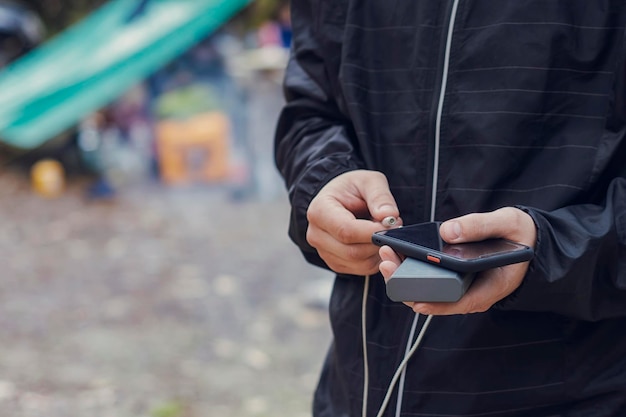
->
[395,1,461,416]
[427,0,460,222]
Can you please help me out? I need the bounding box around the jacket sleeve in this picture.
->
[497,146,626,322]
[274,0,364,269]
[495,39,626,321]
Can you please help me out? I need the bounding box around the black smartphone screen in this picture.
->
[372,222,533,272]
[383,223,524,259]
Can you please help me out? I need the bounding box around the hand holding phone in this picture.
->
[372,221,533,273]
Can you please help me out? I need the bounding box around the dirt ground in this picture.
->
[0,169,334,417]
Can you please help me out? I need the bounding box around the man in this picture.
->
[275,1,626,416]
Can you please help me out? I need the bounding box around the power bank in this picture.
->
[386,257,475,303]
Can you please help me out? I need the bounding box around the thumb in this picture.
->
[439,207,535,245]
[357,171,399,222]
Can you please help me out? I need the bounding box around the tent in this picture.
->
[0,0,250,150]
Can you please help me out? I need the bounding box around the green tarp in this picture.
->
[0,0,250,150]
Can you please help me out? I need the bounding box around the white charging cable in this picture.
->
[376,314,432,417]
[362,275,371,417]
[361,274,433,417]
[394,314,419,417]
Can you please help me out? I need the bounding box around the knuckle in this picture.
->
[319,253,343,273]
[372,170,387,183]
[512,208,530,230]
[330,263,348,274]
[499,206,520,226]
[415,305,433,315]
[465,301,481,314]
[497,206,529,236]
[462,298,476,313]
[472,303,491,314]
[345,252,380,276]
[345,244,364,262]
[460,213,485,238]
[464,293,494,313]
[306,228,320,248]
[475,214,492,237]
[306,206,319,224]
[335,224,355,243]
[365,256,382,275]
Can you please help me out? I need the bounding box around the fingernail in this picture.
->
[447,221,462,240]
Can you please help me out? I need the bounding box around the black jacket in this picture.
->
[275,1,626,416]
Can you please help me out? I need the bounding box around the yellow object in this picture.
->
[156,112,231,185]
[31,159,65,198]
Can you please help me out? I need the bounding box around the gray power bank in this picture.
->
[386,257,475,303]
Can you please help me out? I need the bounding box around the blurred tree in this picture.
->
[18,0,285,37]
[18,0,106,35]
[237,0,286,29]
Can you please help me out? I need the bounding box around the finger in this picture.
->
[378,245,402,277]
[307,192,357,228]
[379,260,399,282]
[440,207,534,245]
[410,273,496,315]
[308,225,383,274]
[308,224,379,256]
[411,262,527,316]
[357,171,400,222]
[319,246,382,275]
[378,247,415,308]
[378,245,403,280]
[379,245,403,264]
[310,195,393,246]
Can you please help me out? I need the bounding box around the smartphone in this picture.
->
[372,221,533,273]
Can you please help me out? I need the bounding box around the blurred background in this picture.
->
[0,0,334,416]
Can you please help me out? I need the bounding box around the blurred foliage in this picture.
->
[18,0,287,37]
[243,0,286,27]
[19,0,107,35]
[150,400,185,417]
[154,85,221,120]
